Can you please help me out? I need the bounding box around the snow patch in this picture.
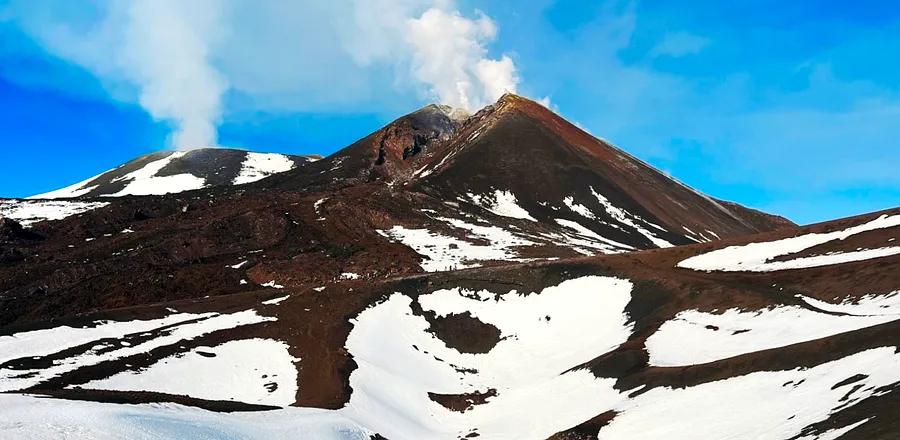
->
[262,295,291,306]
[598,347,900,440]
[0,200,109,227]
[233,153,296,185]
[554,218,634,251]
[378,217,534,272]
[28,168,115,199]
[0,314,211,366]
[342,276,634,439]
[107,152,206,196]
[0,394,372,440]
[0,310,276,392]
[81,339,298,407]
[645,292,900,366]
[466,190,536,221]
[563,197,596,219]
[678,214,900,272]
[590,187,673,248]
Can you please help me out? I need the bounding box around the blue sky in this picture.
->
[1,0,898,225]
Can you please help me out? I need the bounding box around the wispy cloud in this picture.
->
[406,8,518,109]
[3,0,519,148]
[124,1,227,149]
[4,0,227,149]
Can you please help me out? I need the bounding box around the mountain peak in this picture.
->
[495,91,528,105]
[409,91,793,240]
[29,148,317,199]
[417,103,470,122]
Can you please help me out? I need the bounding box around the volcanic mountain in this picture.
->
[0,95,792,323]
[4,94,895,439]
[29,148,319,199]
[0,207,897,439]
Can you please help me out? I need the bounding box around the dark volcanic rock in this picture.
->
[0,218,43,241]
[0,95,798,326]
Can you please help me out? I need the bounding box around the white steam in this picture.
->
[339,1,520,110]
[5,0,227,149]
[6,0,519,147]
[124,0,226,149]
[406,8,519,110]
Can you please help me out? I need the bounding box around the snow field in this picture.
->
[678,214,900,272]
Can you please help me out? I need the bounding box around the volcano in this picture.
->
[29,148,320,199]
[1,95,896,440]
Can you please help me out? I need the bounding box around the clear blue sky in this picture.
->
[1,0,898,225]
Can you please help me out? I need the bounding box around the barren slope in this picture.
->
[0,96,795,326]
[0,208,896,439]
[29,148,319,198]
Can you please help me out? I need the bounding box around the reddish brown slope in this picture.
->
[1,207,896,438]
[412,94,792,245]
[265,104,467,190]
[0,95,795,326]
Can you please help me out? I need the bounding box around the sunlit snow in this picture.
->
[0,199,109,227]
[554,218,634,251]
[233,153,296,185]
[0,310,275,392]
[598,347,900,440]
[590,187,673,248]
[678,214,900,272]
[0,394,372,440]
[107,152,206,196]
[378,217,534,272]
[27,168,114,199]
[466,190,536,221]
[81,338,298,407]
[645,292,900,366]
[342,276,634,439]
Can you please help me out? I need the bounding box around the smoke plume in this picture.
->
[405,8,519,110]
[123,1,227,149]
[6,0,519,147]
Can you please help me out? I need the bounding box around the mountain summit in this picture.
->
[1,94,898,439]
[29,148,319,199]
[2,94,791,321]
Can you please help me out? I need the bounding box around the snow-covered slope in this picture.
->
[1,208,897,439]
[0,199,109,227]
[678,213,900,272]
[3,96,895,439]
[245,95,792,274]
[30,148,319,199]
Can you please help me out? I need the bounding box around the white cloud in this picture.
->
[4,0,227,150]
[476,56,519,103]
[124,0,227,149]
[4,0,519,147]
[404,7,518,110]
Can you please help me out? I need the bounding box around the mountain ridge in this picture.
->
[0,206,896,438]
[1,94,898,440]
[28,148,320,199]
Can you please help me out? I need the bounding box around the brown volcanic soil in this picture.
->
[413,94,794,240]
[11,95,896,438]
[429,388,497,412]
[0,185,426,326]
[424,311,501,354]
[31,148,317,199]
[0,96,793,327]
[0,207,898,436]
